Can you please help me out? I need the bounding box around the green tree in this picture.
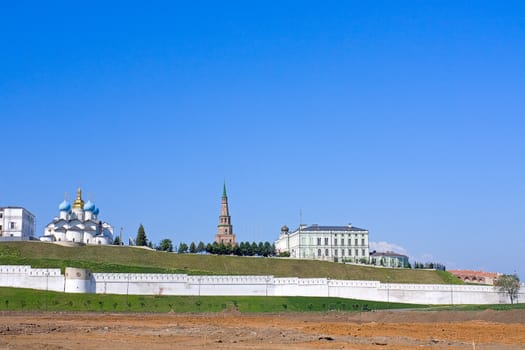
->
[239,242,247,255]
[251,242,258,256]
[113,236,121,246]
[157,238,173,252]
[210,242,219,254]
[263,241,273,257]
[177,242,188,254]
[233,244,241,256]
[257,242,264,256]
[197,241,205,253]
[135,224,147,246]
[495,274,521,304]
[189,242,197,253]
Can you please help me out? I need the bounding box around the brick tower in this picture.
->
[214,182,237,245]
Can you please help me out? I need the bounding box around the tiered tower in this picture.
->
[214,182,237,245]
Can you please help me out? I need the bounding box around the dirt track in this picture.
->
[1,310,524,349]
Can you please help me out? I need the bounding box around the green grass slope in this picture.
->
[0,287,427,313]
[0,242,463,284]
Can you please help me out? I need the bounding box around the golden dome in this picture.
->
[72,187,84,209]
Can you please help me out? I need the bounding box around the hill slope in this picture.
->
[0,242,462,284]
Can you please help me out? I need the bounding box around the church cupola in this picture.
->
[72,188,85,209]
[58,199,71,219]
[84,200,95,212]
[59,200,71,212]
[71,187,85,220]
[84,200,95,220]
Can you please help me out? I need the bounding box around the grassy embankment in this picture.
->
[0,286,424,312]
[1,287,523,313]
[0,241,463,284]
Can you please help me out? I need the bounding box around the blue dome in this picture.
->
[58,200,71,212]
[84,200,95,212]
[93,207,100,215]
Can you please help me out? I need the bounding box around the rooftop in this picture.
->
[299,224,367,232]
[371,251,408,258]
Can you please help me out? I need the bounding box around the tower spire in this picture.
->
[214,182,236,246]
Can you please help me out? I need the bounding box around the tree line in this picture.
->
[412,261,446,271]
[130,224,276,256]
[174,241,276,256]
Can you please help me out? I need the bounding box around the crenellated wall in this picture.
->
[0,265,64,292]
[0,265,523,305]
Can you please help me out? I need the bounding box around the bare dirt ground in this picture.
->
[1,309,524,350]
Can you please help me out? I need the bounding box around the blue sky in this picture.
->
[1,1,524,277]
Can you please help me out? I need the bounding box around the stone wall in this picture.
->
[0,265,523,305]
[0,265,64,292]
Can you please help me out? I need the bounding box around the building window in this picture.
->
[334,239,337,246]
[317,249,321,257]
[325,249,329,256]
[0,213,3,218]
[349,249,352,256]
[362,249,366,256]
[334,250,338,257]
[355,249,359,256]
[361,238,365,245]
[324,238,328,245]
[341,249,345,256]
[10,222,15,229]
[317,238,321,245]
[341,239,344,245]
[355,239,358,246]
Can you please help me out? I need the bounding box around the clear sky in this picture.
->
[1,1,524,278]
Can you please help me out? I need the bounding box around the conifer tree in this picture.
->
[135,224,147,246]
[197,241,205,253]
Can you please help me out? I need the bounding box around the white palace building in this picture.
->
[275,223,370,262]
[0,207,36,241]
[40,188,114,245]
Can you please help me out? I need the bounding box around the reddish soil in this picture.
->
[1,310,524,349]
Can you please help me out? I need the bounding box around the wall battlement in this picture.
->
[0,265,522,305]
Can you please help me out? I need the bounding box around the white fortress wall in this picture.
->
[0,265,523,305]
[93,273,272,296]
[0,265,64,292]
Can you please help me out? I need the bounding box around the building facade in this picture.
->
[370,251,409,268]
[275,224,370,262]
[40,188,114,245]
[448,270,500,285]
[0,207,36,240]
[214,183,237,245]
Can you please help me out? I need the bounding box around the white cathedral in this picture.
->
[40,188,114,245]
